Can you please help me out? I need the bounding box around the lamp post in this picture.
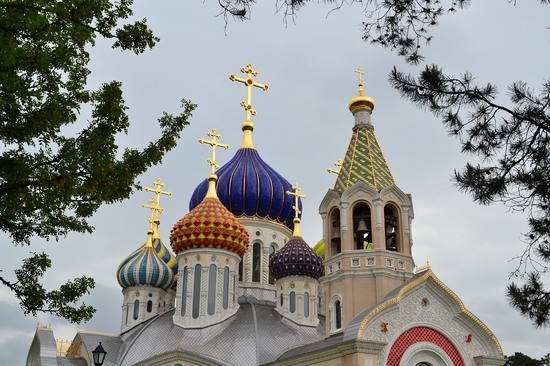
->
[92,342,107,366]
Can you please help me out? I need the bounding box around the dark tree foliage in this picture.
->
[217,0,469,63]
[390,65,550,326]
[505,352,544,366]
[0,0,195,323]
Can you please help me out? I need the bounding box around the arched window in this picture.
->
[304,292,310,318]
[207,264,217,315]
[223,266,230,310]
[133,299,139,320]
[232,274,236,303]
[146,300,152,313]
[268,244,277,285]
[125,306,129,324]
[252,242,261,283]
[238,259,243,281]
[280,293,283,306]
[335,299,342,329]
[329,208,341,256]
[353,204,372,250]
[289,291,296,313]
[384,204,400,252]
[192,264,202,319]
[181,266,188,316]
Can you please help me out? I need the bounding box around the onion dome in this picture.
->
[172,129,250,257]
[189,148,300,230]
[269,227,324,280]
[117,230,175,291]
[191,64,299,231]
[348,67,375,112]
[269,185,323,280]
[171,194,250,257]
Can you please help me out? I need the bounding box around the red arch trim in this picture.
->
[387,326,464,366]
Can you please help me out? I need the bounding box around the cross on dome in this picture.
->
[355,66,367,96]
[199,128,230,174]
[141,179,172,247]
[144,178,172,221]
[355,67,365,86]
[229,64,269,149]
[327,159,343,174]
[286,184,307,237]
[199,128,229,198]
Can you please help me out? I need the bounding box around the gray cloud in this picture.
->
[3,0,549,362]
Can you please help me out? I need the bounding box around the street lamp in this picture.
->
[92,342,107,366]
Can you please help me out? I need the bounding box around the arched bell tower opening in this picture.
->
[353,203,372,250]
[384,203,400,252]
[329,208,341,256]
[319,68,416,337]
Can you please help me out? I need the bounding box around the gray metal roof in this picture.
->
[71,295,325,366]
[56,357,87,366]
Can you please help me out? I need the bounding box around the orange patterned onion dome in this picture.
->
[170,197,250,256]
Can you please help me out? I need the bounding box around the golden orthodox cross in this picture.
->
[327,159,342,174]
[142,198,163,228]
[144,178,172,220]
[286,184,307,220]
[229,64,269,122]
[355,67,365,87]
[199,128,229,174]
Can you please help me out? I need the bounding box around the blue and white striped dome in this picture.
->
[117,234,175,291]
[189,148,301,230]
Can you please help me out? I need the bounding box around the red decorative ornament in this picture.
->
[382,322,389,332]
[170,198,249,257]
[466,334,472,343]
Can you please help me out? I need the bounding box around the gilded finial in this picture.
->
[199,129,229,198]
[286,184,307,238]
[349,67,375,112]
[327,159,342,174]
[229,64,269,149]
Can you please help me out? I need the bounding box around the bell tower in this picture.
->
[319,68,415,337]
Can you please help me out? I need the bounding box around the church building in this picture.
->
[26,65,505,366]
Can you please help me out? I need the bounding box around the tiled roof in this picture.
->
[334,126,394,192]
[74,296,324,366]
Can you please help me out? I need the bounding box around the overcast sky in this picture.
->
[1,1,549,364]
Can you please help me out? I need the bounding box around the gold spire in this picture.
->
[286,184,307,238]
[348,67,375,112]
[199,128,229,198]
[327,159,342,174]
[229,64,269,149]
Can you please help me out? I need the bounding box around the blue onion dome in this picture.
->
[269,235,324,280]
[117,229,175,291]
[189,148,301,230]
